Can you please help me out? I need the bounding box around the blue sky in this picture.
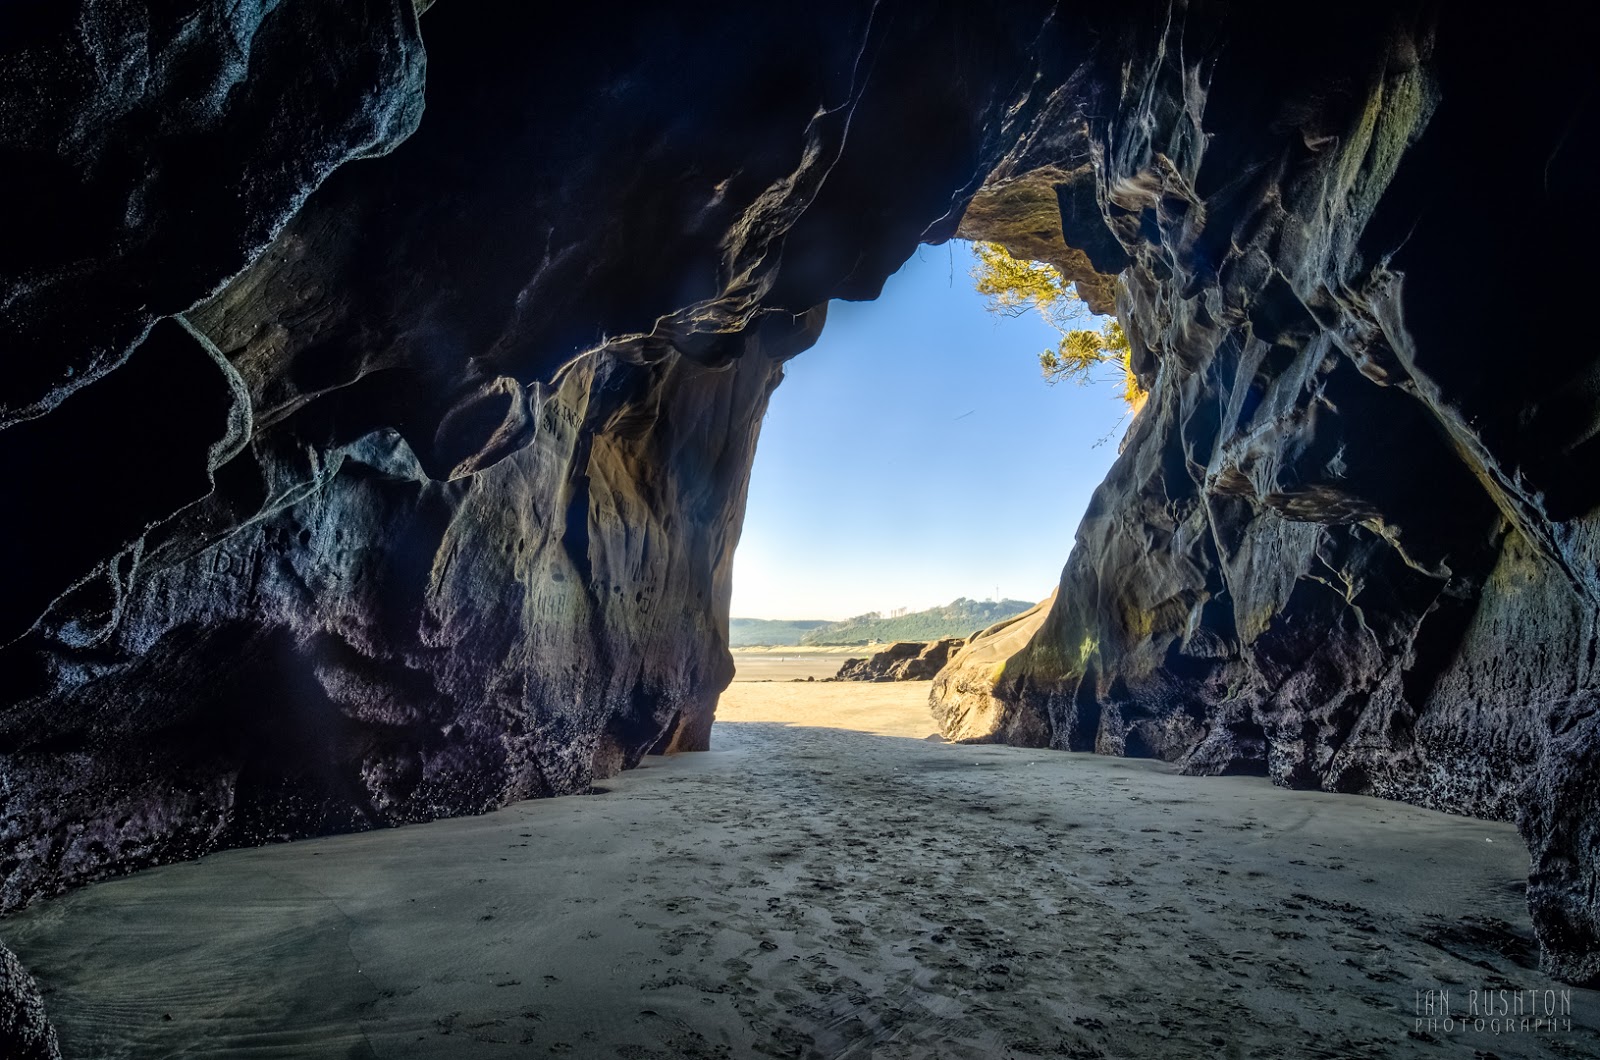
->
[729,240,1127,620]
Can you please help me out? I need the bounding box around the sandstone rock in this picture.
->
[951,0,1600,982]
[930,593,1055,744]
[1518,694,1600,986]
[0,312,808,912]
[835,639,965,683]
[0,0,1072,911]
[956,168,1123,315]
[0,0,425,429]
[0,943,60,1060]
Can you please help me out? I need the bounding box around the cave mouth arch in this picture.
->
[727,239,1127,652]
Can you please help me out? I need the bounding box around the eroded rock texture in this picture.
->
[0,941,60,1060]
[0,0,1071,914]
[1,0,1597,1000]
[948,3,1600,984]
[0,0,425,426]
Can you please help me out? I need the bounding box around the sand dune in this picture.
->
[4,681,1596,1059]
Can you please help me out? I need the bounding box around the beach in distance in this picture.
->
[730,647,862,682]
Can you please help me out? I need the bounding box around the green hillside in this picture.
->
[728,618,832,647]
[801,598,1033,645]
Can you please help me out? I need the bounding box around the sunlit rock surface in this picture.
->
[1,0,1596,1001]
[931,593,1055,744]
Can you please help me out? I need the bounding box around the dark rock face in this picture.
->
[2,0,1597,993]
[951,2,1600,984]
[0,0,426,648]
[0,942,61,1060]
[836,640,965,683]
[0,0,425,427]
[0,317,804,912]
[0,0,1070,914]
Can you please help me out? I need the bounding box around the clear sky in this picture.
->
[729,239,1128,620]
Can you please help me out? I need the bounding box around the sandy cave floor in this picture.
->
[4,679,1598,1060]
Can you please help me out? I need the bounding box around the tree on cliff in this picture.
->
[970,241,1144,407]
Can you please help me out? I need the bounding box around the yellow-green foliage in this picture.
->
[972,240,1065,308]
[971,241,1145,407]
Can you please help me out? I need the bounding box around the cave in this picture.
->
[3,1,1599,1056]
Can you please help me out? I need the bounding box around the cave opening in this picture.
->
[727,239,1128,674]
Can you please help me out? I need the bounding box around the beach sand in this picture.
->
[730,650,862,683]
[4,680,1596,1059]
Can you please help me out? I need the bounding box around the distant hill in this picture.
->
[730,598,1037,648]
[801,598,1035,646]
[728,618,832,647]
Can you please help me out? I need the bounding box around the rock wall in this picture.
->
[0,323,802,912]
[0,942,60,1060]
[1,0,1596,999]
[948,2,1600,984]
[0,0,1072,911]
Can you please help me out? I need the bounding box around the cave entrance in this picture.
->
[725,239,1129,685]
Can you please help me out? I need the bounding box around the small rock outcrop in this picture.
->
[835,640,965,683]
[0,943,61,1060]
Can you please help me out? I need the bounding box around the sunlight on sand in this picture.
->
[718,678,944,741]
